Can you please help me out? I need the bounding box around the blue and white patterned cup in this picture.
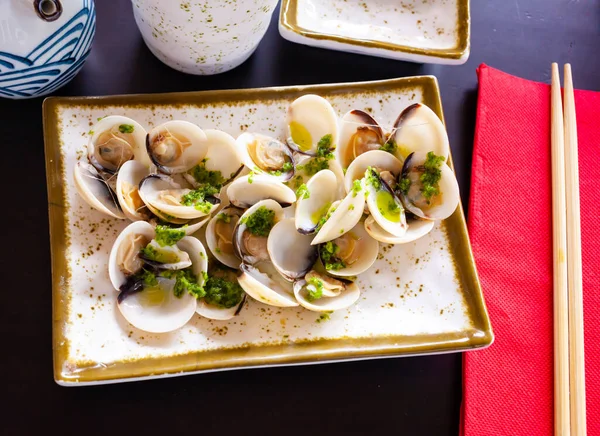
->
[0,0,96,99]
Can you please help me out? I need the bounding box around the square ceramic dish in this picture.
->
[43,76,492,386]
[279,0,470,65]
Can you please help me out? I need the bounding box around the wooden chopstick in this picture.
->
[551,62,571,436]
[563,63,587,436]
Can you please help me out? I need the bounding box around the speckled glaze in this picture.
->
[43,77,492,385]
[279,0,470,65]
[131,0,279,75]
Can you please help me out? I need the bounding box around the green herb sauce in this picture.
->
[241,206,275,237]
[203,276,244,308]
[155,225,186,247]
[296,183,310,200]
[306,277,324,301]
[420,152,445,201]
[180,185,218,212]
[380,139,397,155]
[188,161,225,186]
[118,124,134,134]
[320,241,346,271]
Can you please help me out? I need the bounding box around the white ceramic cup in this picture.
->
[131,0,279,75]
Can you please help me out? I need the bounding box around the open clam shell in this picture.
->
[267,218,318,281]
[232,199,284,265]
[364,168,408,237]
[205,206,244,269]
[236,133,295,181]
[116,160,151,221]
[227,174,296,209]
[364,215,434,244]
[117,276,198,333]
[399,152,459,221]
[147,120,208,174]
[311,183,366,245]
[183,129,243,187]
[286,94,338,156]
[318,222,379,277]
[73,161,125,219]
[108,221,156,291]
[294,169,338,234]
[294,275,360,312]
[88,115,149,174]
[237,262,299,307]
[337,109,385,169]
[138,174,219,221]
[344,150,403,194]
[116,236,206,334]
[389,103,449,162]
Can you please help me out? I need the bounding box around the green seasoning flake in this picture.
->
[140,245,157,260]
[161,269,206,298]
[420,151,446,201]
[306,277,324,301]
[203,276,244,308]
[365,167,381,189]
[311,202,331,225]
[155,225,186,247]
[248,172,255,184]
[118,124,134,134]
[388,200,400,213]
[316,134,333,157]
[180,185,219,212]
[137,269,158,287]
[140,244,178,264]
[189,163,225,187]
[380,139,397,155]
[289,175,304,190]
[348,204,355,211]
[316,205,336,231]
[216,213,231,223]
[296,184,310,200]
[316,312,332,323]
[301,156,332,176]
[320,241,346,271]
[242,206,275,237]
[352,179,363,197]
[398,177,411,195]
[270,161,294,176]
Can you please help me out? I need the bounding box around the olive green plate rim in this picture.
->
[279,0,471,60]
[43,76,493,385]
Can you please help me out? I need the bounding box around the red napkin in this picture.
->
[462,65,600,435]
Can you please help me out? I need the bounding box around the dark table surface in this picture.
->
[2,0,599,434]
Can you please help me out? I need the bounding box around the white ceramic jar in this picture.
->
[131,0,279,75]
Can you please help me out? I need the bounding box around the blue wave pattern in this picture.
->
[0,0,96,98]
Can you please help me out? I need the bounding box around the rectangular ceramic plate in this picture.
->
[43,76,492,386]
[279,0,470,65]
